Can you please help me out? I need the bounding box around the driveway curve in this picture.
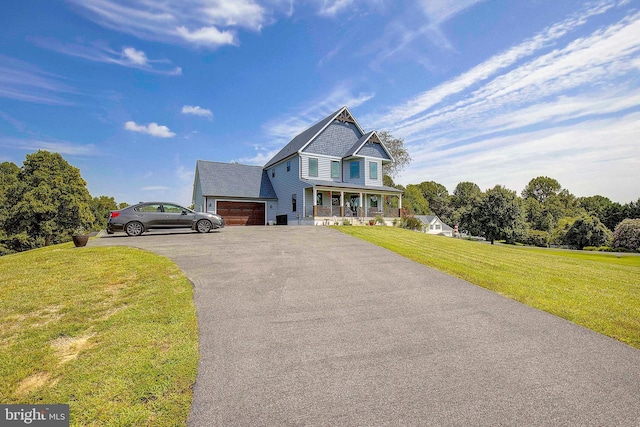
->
[93,226,640,426]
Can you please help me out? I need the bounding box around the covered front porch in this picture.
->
[303,184,402,226]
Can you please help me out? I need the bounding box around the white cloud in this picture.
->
[68,0,277,48]
[317,0,354,17]
[31,38,182,75]
[141,186,171,191]
[124,121,176,138]
[121,46,147,65]
[181,105,213,118]
[175,26,236,46]
[368,0,623,129]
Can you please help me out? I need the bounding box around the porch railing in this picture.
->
[310,205,400,218]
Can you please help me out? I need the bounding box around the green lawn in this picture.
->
[335,226,640,349]
[0,243,198,426]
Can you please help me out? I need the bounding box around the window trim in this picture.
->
[350,160,360,179]
[369,161,378,180]
[331,161,340,178]
[309,158,318,178]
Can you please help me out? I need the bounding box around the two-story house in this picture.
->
[192,106,403,225]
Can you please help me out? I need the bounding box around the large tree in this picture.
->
[379,131,411,179]
[522,176,562,204]
[475,185,525,244]
[523,177,577,233]
[2,151,95,252]
[402,184,429,215]
[451,181,483,236]
[418,181,453,224]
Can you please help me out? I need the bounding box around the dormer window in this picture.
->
[369,161,378,180]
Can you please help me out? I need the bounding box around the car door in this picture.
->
[135,203,164,229]
[162,203,195,228]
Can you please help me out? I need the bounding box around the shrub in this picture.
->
[612,218,640,251]
[523,229,551,247]
[562,215,612,250]
[375,215,385,225]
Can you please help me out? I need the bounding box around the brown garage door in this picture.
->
[217,201,265,226]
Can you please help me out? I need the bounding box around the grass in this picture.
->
[0,243,198,426]
[335,226,640,349]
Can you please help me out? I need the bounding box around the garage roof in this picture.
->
[196,160,277,199]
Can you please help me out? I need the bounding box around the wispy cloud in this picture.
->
[0,136,100,156]
[124,121,176,138]
[263,85,375,143]
[365,1,640,202]
[181,105,213,118]
[367,0,624,130]
[31,38,182,75]
[0,55,75,105]
[316,0,355,17]
[68,0,276,49]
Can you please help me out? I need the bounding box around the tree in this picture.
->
[475,185,525,244]
[403,184,429,215]
[90,195,119,230]
[612,219,640,251]
[2,151,95,252]
[0,162,20,255]
[451,181,482,236]
[418,181,454,224]
[522,176,562,204]
[379,131,411,179]
[562,215,611,250]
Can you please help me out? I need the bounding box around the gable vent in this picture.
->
[335,109,356,125]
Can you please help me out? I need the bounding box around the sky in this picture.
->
[0,0,638,206]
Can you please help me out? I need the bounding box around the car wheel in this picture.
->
[196,219,212,233]
[125,221,144,236]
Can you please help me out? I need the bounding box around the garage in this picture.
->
[216,201,265,226]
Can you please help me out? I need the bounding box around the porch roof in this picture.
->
[300,179,403,194]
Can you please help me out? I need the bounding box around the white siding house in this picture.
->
[193,106,403,225]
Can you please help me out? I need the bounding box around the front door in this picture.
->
[349,195,359,215]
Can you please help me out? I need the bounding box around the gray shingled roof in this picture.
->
[344,131,374,157]
[264,106,348,168]
[196,160,277,199]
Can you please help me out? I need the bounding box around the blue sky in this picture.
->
[0,0,638,206]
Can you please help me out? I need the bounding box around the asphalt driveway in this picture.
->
[93,227,640,426]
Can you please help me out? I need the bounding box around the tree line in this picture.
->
[0,151,126,255]
[389,175,640,250]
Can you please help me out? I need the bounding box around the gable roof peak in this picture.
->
[264,105,366,168]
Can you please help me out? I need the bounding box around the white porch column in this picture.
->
[398,194,402,209]
[359,192,363,217]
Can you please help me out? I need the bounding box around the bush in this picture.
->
[375,215,385,225]
[612,218,640,251]
[562,215,612,250]
[402,216,423,231]
[523,229,551,247]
